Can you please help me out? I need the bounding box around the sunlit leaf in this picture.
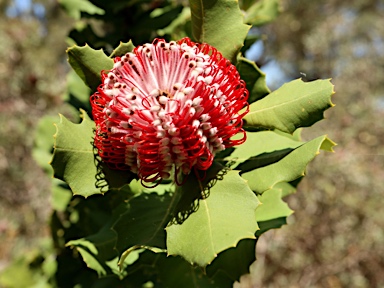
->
[243,79,335,133]
[50,110,131,197]
[110,41,135,58]
[225,131,303,169]
[255,187,293,222]
[166,171,260,267]
[189,0,250,62]
[242,135,336,193]
[67,44,113,91]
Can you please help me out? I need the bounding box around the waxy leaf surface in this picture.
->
[166,171,260,267]
[225,131,303,169]
[189,0,250,62]
[50,110,99,197]
[242,135,336,193]
[51,110,130,197]
[110,41,135,58]
[67,44,113,91]
[243,79,335,133]
[255,186,294,222]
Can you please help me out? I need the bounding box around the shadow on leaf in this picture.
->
[170,161,230,225]
[92,142,137,193]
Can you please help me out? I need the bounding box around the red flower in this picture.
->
[91,38,248,185]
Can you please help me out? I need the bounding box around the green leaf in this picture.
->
[50,110,131,197]
[255,187,293,222]
[242,135,336,193]
[32,115,59,174]
[59,0,105,20]
[51,179,72,212]
[110,41,135,58]
[112,193,175,255]
[256,217,287,237]
[157,7,191,38]
[189,0,250,62]
[67,201,146,277]
[156,254,232,288]
[243,0,281,26]
[274,181,296,198]
[51,110,98,197]
[166,171,260,267]
[224,131,303,169]
[243,79,335,133]
[67,44,113,91]
[237,56,270,103]
[206,238,257,282]
[64,69,92,112]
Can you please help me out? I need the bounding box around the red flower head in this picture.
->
[91,38,248,185]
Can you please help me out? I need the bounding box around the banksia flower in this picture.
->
[91,38,248,185]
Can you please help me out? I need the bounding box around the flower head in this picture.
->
[91,38,248,185]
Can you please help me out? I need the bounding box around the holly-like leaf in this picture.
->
[243,79,335,133]
[67,44,113,91]
[225,131,303,169]
[243,0,281,26]
[51,110,98,197]
[237,56,270,103]
[166,171,260,267]
[189,0,250,62]
[59,0,105,20]
[110,41,135,58]
[255,186,293,222]
[242,135,336,193]
[50,110,131,197]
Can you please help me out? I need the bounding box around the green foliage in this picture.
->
[236,56,270,103]
[255,185,294,222]
[64,70,92,112]
[59,0,105,20]
[32,115,60,174]
[15,0,338,287]
[66,45,113,91]
[50,110,132,197]
[189,0,250,62]
[51,110,98,197]
[242,135,335,193]
[109,41,135,58]
[243,79,335,133]
[243,0,281,26]
[166,171,260,267]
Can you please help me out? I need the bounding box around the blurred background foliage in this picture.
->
[0,0,383,287]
